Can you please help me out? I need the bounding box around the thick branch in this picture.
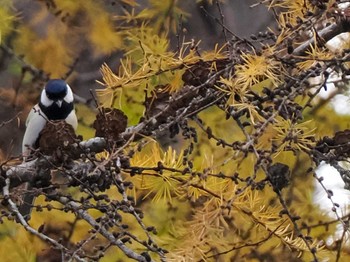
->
[293,17,350,56]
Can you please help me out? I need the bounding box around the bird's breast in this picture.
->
[39,101,74,120]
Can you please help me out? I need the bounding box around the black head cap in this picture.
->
[45,79,68,100]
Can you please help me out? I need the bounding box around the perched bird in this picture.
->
[22,79,78,157]
[20,79,78,220]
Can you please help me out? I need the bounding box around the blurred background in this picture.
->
[0,0,273,157]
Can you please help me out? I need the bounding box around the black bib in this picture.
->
[39,101,74,120]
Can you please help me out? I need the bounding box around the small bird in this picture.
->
[20,79,78,220]
[22,79,78,157]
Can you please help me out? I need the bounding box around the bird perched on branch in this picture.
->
[22,79,78,157]
[20,79,78,220]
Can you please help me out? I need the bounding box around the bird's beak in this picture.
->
[55,100,63,107]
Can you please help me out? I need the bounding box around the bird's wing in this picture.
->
[66,109,78,130]
[25,104,45,126]
[22,105,48,154]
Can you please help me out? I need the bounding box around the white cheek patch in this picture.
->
[64,84,74,103]
[40,90,54,107]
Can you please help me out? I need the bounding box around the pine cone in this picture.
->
[333,129,350,155]
[38,120,80,155]
[93,108,128,142]
[182,62,210,86]
[267,163,290,191]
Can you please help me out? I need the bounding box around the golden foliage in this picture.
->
[0,222,43,261]
[0,2,15,42]
[235,47,282,89]
[296,42,334,71]
[14,24,73,77]
[130,142,185,202]
[269,0,312,26]
[3,0,350,261]
[272,117,316,156]
[140,0,189,33]
[55,0,123,54]
[6,0,126,77]
[88,15,122,55]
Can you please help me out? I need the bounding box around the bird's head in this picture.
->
[41,79,74,108]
